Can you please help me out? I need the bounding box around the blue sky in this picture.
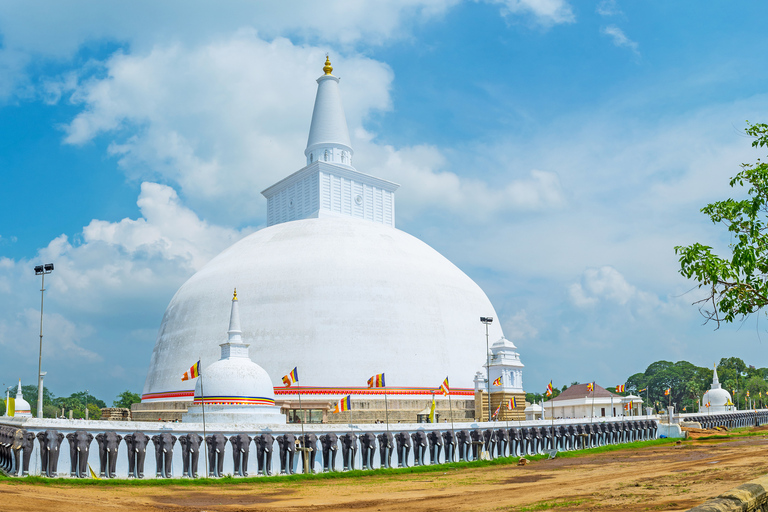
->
[1,0,768,403]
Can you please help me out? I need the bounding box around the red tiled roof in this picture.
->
[551,383,620,401]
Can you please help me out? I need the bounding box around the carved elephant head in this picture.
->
[124,431,150,478]
[37,430,65,477]
[95,431,122,478]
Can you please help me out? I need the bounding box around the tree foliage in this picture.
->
[676,122,768,327]
[113,390,141,409]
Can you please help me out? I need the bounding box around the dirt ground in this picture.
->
[3,434,768,512]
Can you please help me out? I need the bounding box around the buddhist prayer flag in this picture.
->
[638,388,647,393]
[439,377,450,396]
[747,390,750,397]
[546,381,553,397]
[587,382,594,392]
[492,376,502,386]
[368,373,385,388]
[624,403,629,411]
[181,360,201,381]
[705,402,711,408]
[429,396,436,423]
[616,384,625,393]
[507,397,517,409]
[282,367,299,387]
[493,404,501,418]
[333,395,351,413]
[683,406,687,411]
[664,388,671,396]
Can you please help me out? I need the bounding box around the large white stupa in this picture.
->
[141,58,506,408]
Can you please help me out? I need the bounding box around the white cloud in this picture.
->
[596,0,621,16]
[484,0,575,26]
[504,310,539,341]
[601,25,639,55]
[570,266,635,307]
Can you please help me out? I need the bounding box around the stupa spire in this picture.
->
[227,288,242,343]
[711,363,721,389]
[304,56,353,168]
[220,289,248,360]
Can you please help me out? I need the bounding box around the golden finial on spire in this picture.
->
[233,288,238,301]
[323,55,333,75]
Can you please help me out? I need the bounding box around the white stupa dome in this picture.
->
[702,366,733,413]
[141,58,505,404]
[14,380,32,417]
[182,291,284,423]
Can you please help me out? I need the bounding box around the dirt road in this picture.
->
[3,436,768,512]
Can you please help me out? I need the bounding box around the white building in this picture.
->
[140,58,510,417]
[543,383,642,419]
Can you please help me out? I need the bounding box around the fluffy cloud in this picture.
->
[569,266,635,307]
[601,25,639,56]
[484,0,575,26]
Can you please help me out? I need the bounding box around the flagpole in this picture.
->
[590,384,595,422]
[295,369,309,474]
[384,388,390,433]
[199,357,209,479]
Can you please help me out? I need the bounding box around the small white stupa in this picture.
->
[701,364,734,413]
[13,380,32,417]
[182,290,285,424]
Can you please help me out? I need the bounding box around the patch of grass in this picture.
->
[555,438,676,458]
[515,498,586,511]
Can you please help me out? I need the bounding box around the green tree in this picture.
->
[675,122,768,326]
[21,385,55,418]
[0,398,5,416]
[113,390,141,409]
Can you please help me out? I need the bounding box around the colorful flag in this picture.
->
[333,395,351,413]
[624,403,630,411]
[439,377,450,396]
[493,404,501,418]
[181,360,201,381]
[747,390,750,397]
[664,388,671,396]
[587,382,594,392]
[429,396,436,423]
[705,402,711,408]
[683,406,687,411]
[367,373,386,388]
[282,367,299,387]
[638,388,647,393]
[507,397,517,409]
[492,376,502,386]
[616,384,625,393]
[546,380,553,397]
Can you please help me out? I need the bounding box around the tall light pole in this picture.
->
[480,316,493,422]
[34,263,54,419]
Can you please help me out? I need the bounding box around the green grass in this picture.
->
[515,498,587,511]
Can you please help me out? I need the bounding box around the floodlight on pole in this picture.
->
[480,316,494,422]
[35,263,54,419]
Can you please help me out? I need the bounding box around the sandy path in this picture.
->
[2,436,767,512]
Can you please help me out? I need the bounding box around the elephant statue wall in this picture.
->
[229,433,252,477]
[151,433,177,478]
[495,429,509,458]
[67,430,94,478]
[205,434,227,478]
[298,433,318,474]
[320,433,338,472]
[255,433,275,476]
[179,433,203,478]
[441,430,455,462]
[410,431,427,466]
[455,430,470,461]
[95,431,122,478]
[0,427,12,472]
[12,429,35,476]
[377,432,393,469]
[124,432,149,478]
[340,432,358,471]
[482,429,496,459]
[359,433,376,470]
[469,429,483,461]
[427,430,442,464]
[277,434,296,475]
[37,430,64,477]
[395,431,411,468]
[508,428,521,457]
